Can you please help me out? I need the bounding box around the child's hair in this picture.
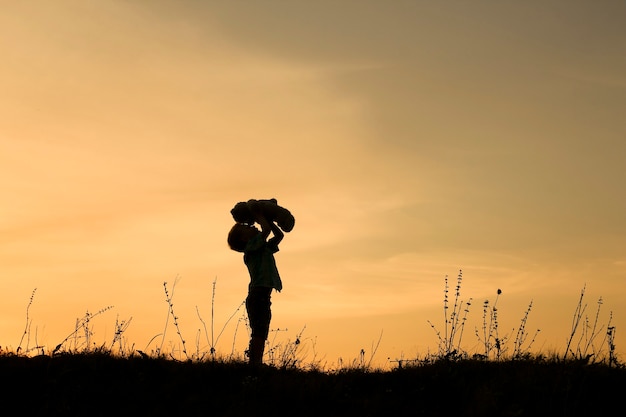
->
[227,223,256,252]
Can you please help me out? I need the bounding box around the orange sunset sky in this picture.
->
[2,1,625,367]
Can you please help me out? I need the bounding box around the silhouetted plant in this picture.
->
[197,277,246,360]
[7,272,621,372]
[160,278,189,359]
[512,300,541,359]
[563,285,615,363]
[475,289,509,360]
[427,270,472,359]
[607,325,617,366]
[420,273,547,363]
[52,305,114,354]
[266,326,307,369]
[17,288,37,354]
[110,314,132,355]
[564,285,587,360]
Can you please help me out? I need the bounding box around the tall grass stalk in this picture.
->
[160,278,188,359]
[564,285,587,359]
[230,314,248,359]
[211,277,216,354]
[196,277,246,360]
[17,288,37,354]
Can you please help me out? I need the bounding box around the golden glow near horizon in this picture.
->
[1,1,625,365]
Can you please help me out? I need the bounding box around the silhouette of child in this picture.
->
[231,198,295,233]
[227,215,284,366]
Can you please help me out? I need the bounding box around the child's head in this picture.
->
[227,223,259,252]
[231,202,254,225]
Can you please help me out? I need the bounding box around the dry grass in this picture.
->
[1,270,624,415]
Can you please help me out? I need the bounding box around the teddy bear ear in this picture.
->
[270,198,278,204]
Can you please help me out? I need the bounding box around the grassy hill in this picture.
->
[1,351,624,417]
[4,276,621,415]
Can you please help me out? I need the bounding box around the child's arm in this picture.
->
[256,214,284,245]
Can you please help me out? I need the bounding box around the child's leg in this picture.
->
[248,336,265,366]
[245,286,272,365]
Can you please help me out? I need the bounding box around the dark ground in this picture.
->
[1,352,624,416]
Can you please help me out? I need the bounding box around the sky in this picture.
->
[1,1,625,367]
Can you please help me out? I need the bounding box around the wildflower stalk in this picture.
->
[17,288,37,353]
[564,285,587,359]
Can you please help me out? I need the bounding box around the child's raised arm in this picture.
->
[256,214,284,245]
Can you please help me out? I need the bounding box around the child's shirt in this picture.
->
[243,233,283,292]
